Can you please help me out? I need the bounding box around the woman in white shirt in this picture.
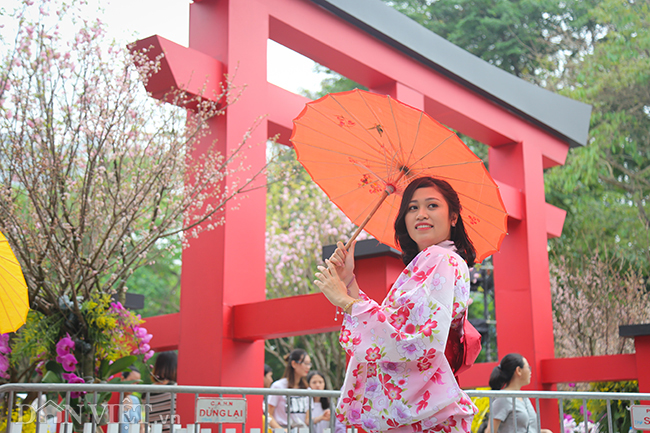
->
[305,371,331,433]
[268,349,312,432]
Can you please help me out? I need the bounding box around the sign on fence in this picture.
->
[631,405,650,431]
[196,398,247,424]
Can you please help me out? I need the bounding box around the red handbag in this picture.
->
[444,311,482,376]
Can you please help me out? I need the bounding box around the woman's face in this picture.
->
[292,355,312,379]
[308,374,325,390]
[405,187,457,251]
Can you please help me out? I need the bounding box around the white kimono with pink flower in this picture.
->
[336,241,477,433]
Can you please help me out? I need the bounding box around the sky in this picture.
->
[80,0,328,95]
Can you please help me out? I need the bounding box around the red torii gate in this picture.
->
[133,0,649,429]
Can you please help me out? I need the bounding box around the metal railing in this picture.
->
[1,384,648,433]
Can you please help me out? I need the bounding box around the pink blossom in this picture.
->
[0,354,10,379]
[58,353,78,372]
[144,350,154,361]
[63,372,85,398]
[62,372,84,383]
[134,326,147,338]
[139,343,150,353]
[56,334,75,356]
[0,334,11,354]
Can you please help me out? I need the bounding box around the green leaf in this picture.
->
[98,359,110,379]
[106,355,138,378]
[98,392,113,404]
[42,370,63,383]
[45,360,64,375]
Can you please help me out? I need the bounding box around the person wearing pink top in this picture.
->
[315,177,478,433]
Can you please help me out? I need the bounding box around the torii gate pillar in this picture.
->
[135,0,595,431]
[174,0,268,426]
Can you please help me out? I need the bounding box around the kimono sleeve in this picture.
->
[339,249,458,364]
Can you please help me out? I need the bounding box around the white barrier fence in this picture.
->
[1,383,649,433]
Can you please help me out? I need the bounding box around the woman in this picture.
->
[268,349,312,432]
[486,354,552,433]
[148,351,178,433]
[120,367,143,433]
[305,371,331,433]
[315,177,478,433]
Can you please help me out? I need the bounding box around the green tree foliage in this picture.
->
[301,66,367,100]
[546,0,650,267]
[125,238,181,317]
[382,0,600,84]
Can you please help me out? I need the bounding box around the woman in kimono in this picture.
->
[315,177,478,433]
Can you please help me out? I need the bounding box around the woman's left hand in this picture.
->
[314,260,355,309]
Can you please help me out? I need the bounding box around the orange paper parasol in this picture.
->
[0,230,29,333]
[290,89,507,263]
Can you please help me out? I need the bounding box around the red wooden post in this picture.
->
[620,324,650,403]
[489,140,563,430]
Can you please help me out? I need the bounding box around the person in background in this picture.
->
[305,371,331,433]
[120,366,142,433]
[264,363,275,432]
[148,352,178,433]
[264,364,274,388]
[486,353,552,433]
[268,349,311,432]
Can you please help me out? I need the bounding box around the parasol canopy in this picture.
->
[290,89,507,263]
[0,230,29,333]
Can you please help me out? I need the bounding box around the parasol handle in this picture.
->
[345,185,395,250]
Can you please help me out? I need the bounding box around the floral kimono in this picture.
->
[336,241,477,433]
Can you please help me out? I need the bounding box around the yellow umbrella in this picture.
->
[0,231,29,333]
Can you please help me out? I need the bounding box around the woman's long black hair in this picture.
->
[394,177,476,267]
[282,348,309,389]
[306,371,330,410]
[489,353,525,390]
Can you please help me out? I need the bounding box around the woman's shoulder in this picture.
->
[271,378,289,389]
[411,244,467,272]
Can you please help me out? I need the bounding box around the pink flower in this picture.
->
[384,383,403,400]
[434,417,457,433]
[389,307,410,330]
[62,372,84,383]
[0,334,11,354]
[365,347,381,362]
[56,334,75,356]
[347,400,363,423]
[63,373,85,398]
[417,358,431,372]
[420,319,438,337]
[58,353,78,372]
[0,354,10,379]
[416,391,431,414]
[340,329,351,343]
[134,327,148,338]
[430,368,445,385]
[139,343,150,353]
[144,350,154,362]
